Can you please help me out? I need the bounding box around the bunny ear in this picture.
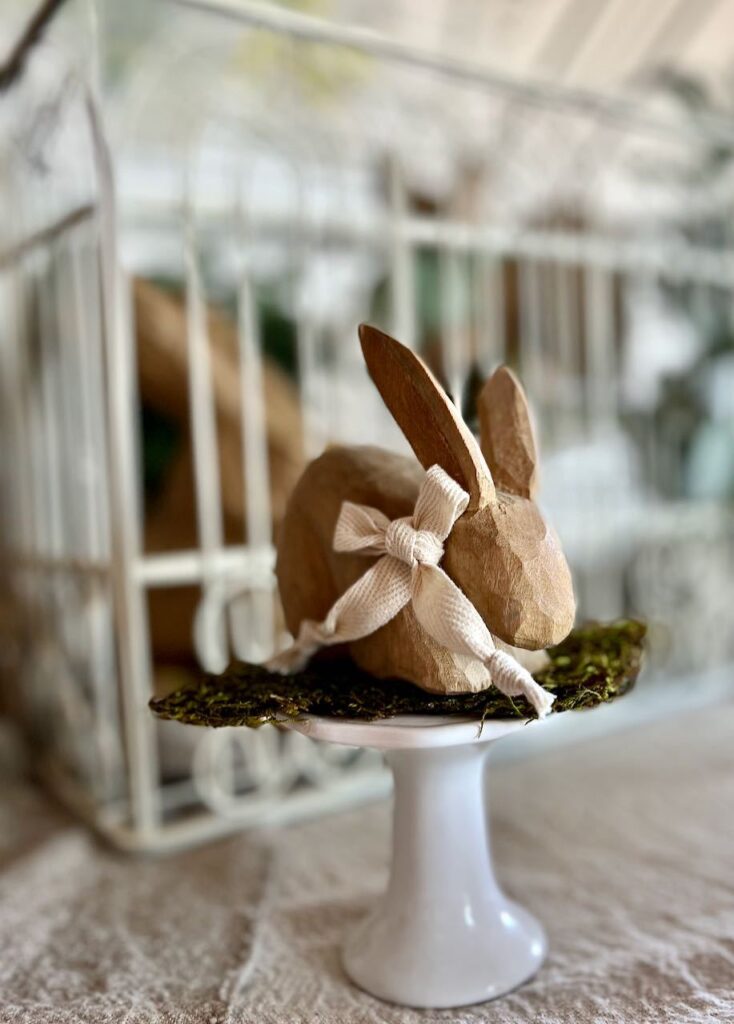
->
[478,366,538,499]
[359,324,495,510]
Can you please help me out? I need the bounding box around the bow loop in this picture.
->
[270,465,556,719]
[335,469,456,571]
[334,502,390,556]
[413,465,469,537]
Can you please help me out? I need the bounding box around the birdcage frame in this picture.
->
[3,0,734,852]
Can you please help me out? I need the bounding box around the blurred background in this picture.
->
[2,0,734,852]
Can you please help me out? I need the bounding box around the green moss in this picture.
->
[149,620,646,729]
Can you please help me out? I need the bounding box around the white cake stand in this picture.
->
[285,713,546,1009]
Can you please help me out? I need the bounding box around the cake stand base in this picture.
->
[286,714,546,1009]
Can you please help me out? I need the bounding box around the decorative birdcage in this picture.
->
[2,0,734,851]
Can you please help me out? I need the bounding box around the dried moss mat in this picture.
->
[149,620,646,729]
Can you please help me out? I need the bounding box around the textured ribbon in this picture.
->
[269,465,555,718]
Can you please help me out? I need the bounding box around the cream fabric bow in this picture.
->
[269,465,555,718]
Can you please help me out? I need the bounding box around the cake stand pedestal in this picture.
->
[286,713,546,1009]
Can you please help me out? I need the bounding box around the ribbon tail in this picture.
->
[412,564,555,719]
[485,649,556,719]
[267,556,412,674]
[267,633,320,674]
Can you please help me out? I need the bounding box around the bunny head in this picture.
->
[359,324,575,651]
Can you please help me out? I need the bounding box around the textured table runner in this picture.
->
[1,701,733,1023]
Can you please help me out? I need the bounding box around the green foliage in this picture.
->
[150,621,646,729]
[140,404,182,504]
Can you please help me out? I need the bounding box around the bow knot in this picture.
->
[384,517,443,567]
[269,465,556,719]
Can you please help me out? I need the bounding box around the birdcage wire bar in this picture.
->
[2,0,734,851]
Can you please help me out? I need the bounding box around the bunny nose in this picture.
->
[385,517,444,567]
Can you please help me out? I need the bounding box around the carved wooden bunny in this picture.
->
[275,324,575,696]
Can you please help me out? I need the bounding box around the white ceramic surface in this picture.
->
[285,713,547,1009]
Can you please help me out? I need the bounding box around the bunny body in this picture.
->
[275,326,575,695]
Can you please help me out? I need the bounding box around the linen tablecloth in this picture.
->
[1,701,733,1023]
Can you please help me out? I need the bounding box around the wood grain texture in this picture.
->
[359,324,495,510]
[442,496,575,650]
[278,446,491,693]
[275,327,576,695]
[478,366,538,499]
